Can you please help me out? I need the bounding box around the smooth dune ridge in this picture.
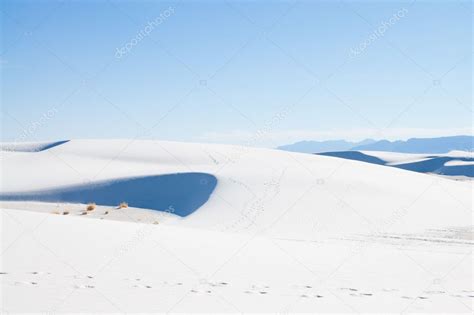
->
[0,140,70,152]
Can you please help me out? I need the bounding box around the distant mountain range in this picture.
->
[277,139,376,153]
[352,136,473,153]
[278,136,474,154]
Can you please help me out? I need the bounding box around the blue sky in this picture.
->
[1,0,472,147]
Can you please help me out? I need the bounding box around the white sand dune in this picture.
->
[445,160,474,167]
[318,150,474,179]
[363,150,474,165]
[1,139,472,313]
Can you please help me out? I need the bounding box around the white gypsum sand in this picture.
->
[1,139,473,313]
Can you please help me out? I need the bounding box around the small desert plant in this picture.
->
[80,211,88,215]
[62,211,70,215]
[86,203,96,211]
[104,211,109,215]
[117,202,128,209]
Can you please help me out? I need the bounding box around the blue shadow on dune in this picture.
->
[39,140,70,151]
[318,151,387,165]
[395,157,452,173]
[0,173,217,217]
[437,164,474,177]
[317,151,474,178]
[398,157,474,177]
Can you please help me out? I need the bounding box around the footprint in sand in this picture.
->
[455,291,474,298]
[133,284,152,289]
[14,281,38,286]
[243,290,268,295]
[190,289,212,294]
[382,288,398,292]
[300,294,323,298]
[350,292,373,297]
[128,279,153,289]
[29,271,51,275]
[340,287,358,292]
[73,284,95,289]
[292,284,313,289]
[162,281,178,287]
[461,290,474,297]
[424,290,445,294]
[72,275,94,280]
[207,281,229,288]
[339,288,373,297]
[244,284,270,295]
[192,280,229,295]
[291,284,324,299]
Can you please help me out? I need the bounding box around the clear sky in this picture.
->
[1,0,472,147]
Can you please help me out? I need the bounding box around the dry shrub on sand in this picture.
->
[117,202,128,209]
[62,211,70,215]
[86,203,96,211]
